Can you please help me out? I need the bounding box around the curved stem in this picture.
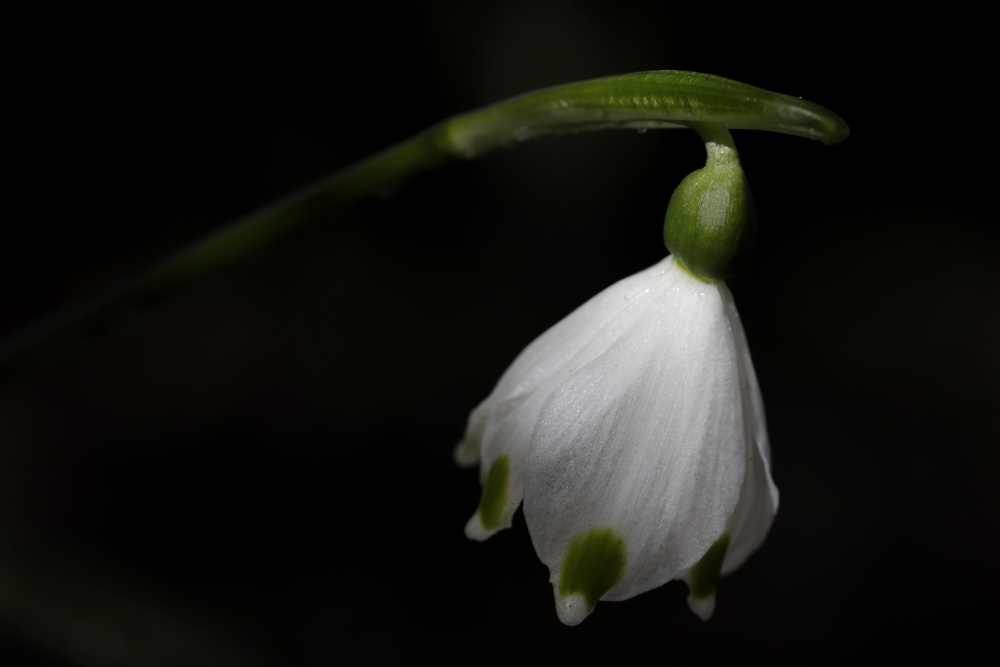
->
[687,122,741,165]
[688,122,742,176]
[0,71,847,386]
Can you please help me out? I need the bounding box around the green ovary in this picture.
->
[558,527,628,608]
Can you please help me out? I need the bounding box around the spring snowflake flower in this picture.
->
[456,255,778,625]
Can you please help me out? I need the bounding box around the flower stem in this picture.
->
[687,122,742,164]
[0,72,847,386]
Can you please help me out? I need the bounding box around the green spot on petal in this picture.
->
[688,533,731,600]
[558,527,627,609]
[477,455,510,531]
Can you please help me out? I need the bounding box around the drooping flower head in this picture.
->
[456,255,777,624]
[456,123,777,625]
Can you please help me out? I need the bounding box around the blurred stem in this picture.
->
[0,71,847,386]
[0,537,274,667]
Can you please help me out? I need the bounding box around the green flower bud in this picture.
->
[663,125,757,282]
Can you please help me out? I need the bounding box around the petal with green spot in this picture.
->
[555,527,627,625]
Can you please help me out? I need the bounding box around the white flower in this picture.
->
[456,254,778,625]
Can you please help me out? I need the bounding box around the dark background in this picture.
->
[3,3,997,665]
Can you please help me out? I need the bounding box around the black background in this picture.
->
[3,3,997,665]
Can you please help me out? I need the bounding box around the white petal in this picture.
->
[463,257,678,538]
[719,285,779,573]
[523,261,746,614]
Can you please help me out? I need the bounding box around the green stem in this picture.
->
[687,122,741,165]
[0,71,847,386]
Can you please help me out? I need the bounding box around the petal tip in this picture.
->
[549,527,625,625]
[555,593,592,626]
[464,513,502,542]
[686,593,716,621]
[453,438,480,467]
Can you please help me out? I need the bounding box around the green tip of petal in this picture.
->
[686,533,731,620]
[477,455,510,531]
[556,527,627,624]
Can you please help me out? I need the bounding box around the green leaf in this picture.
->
[445,70,849,157]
